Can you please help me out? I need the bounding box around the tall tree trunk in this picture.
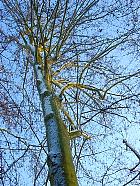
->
[34,64,78,185]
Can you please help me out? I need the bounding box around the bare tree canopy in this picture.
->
[0,0,140,185]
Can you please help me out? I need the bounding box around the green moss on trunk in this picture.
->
[51,96,78,186]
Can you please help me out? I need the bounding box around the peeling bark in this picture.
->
[34,64,78,186]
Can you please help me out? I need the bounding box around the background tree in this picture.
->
[0,0,140,185]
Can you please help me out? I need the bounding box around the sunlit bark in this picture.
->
[34,64,78,185]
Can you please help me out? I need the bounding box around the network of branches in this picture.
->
[0,0,140,185]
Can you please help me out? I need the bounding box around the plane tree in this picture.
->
[0,0,140,185]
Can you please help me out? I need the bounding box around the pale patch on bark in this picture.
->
[43,96,54,117]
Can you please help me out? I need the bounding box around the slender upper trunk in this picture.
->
[34,64,78,186]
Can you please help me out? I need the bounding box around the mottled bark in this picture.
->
[34,64,78,186]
